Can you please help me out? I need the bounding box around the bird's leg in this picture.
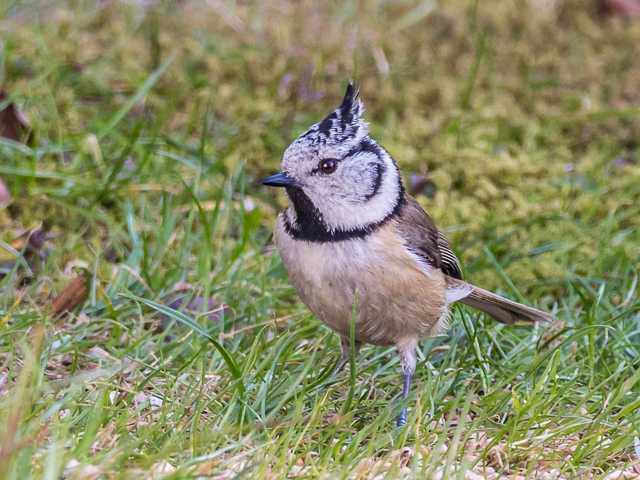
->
[311,336,362,409]
[396,338,418,427]
[335,335,362,376]
[397,372,412,427]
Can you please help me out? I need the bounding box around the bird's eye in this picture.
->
[320,159,337,174]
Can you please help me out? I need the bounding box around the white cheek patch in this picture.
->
[308,151,400,232]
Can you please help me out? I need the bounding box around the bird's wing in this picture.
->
[435,229,463,280]
[396,195,555,324]
[395,194,463,280]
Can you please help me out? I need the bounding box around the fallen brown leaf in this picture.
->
[0,91,32,144]
[50,271,88,316]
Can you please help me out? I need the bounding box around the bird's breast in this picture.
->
[274,215,448,346]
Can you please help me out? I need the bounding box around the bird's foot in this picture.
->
[396,408,408,427]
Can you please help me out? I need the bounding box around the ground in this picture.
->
[0,0,639,478]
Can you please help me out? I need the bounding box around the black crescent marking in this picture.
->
[365,163,384,201]
[346,138,381,158]
[344,138,385,202]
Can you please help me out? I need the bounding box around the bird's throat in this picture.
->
[283,184,407,243]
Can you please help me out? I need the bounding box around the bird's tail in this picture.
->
[449,279,555,325]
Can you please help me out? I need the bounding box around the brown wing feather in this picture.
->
[396,194,554,324]
[436,229,463,280]
[395,194,463,279]
[445,276,554,324]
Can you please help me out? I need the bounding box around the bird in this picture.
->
[262,83,555,427]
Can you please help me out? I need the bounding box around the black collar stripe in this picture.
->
[283,182,406,243]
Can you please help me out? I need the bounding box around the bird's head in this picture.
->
[263,84,404,241]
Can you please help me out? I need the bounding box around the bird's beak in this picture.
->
[262,171,300,188]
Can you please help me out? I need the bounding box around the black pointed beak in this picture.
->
[262,171,299,188]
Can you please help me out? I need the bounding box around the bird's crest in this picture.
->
[312,82,366,142]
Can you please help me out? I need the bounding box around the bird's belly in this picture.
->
[274,217,448,347]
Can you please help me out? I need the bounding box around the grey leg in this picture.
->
[396,372,412,427]
[396,338,418,428]
[331,359,345,377]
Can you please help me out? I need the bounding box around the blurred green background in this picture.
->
[1,0,639,478]
[2,0,639,291]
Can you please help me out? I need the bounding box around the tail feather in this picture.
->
[448,279,555,325]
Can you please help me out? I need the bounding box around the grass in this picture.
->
[1,0,640,478]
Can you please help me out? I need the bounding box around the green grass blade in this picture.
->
[119,292,245,397]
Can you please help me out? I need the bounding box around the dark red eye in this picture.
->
[320,159,337,174]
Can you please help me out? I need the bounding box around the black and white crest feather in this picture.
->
[302,83,367,146]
